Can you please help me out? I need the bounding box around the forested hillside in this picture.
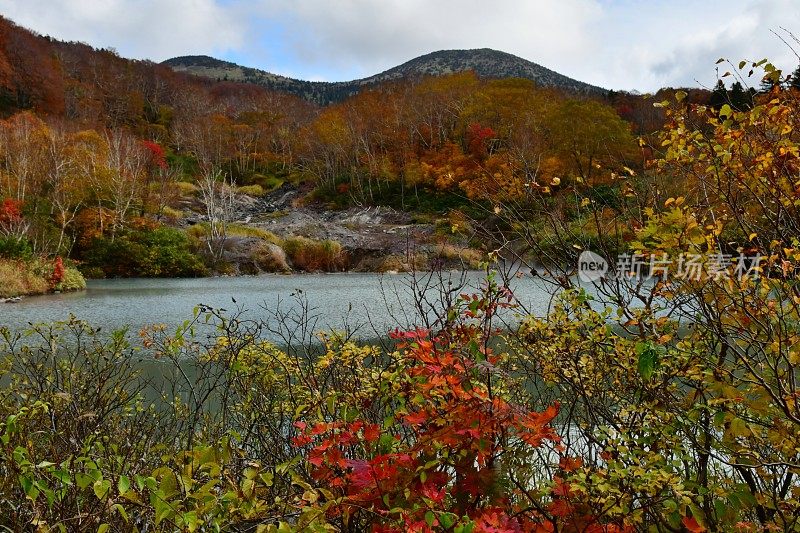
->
[0,14,709,287]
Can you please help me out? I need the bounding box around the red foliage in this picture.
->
[292,286,631,531]
[142,140,168,170]
[50,256,65,288]
[466,123,496,158]
[289,281,644,531]
[0,198,23,227]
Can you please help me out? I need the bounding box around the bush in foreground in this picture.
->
[0,281,632,532]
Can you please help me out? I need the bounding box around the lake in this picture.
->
[0,271,558,338]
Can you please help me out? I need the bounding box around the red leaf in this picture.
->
[404,410,427,426]
[363,424,381,442]
[682,516,706,533]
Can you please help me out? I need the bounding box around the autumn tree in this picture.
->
[197,167,237,262]
[44,128,89,253]
[0,112,49,204]
[545,99,637,185]
[103,130,147,234]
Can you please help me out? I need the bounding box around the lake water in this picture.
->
[0,272,558,338]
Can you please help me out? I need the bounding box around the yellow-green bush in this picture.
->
[0,259,48,297]
[186,223,281,245]
[251,242,290,272]
[283,236,346,272]
[56,266,86,292]
[173,181,199,196]
[0,258,85,298]
[237,184,266,197]
[159,206,184,220]
[432,244,484,269]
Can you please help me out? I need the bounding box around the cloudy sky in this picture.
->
[1,0,798,91]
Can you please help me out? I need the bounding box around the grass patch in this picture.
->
[374,253,429,273]
[186,223,282,245]
[173,181,199,196]
[432,244,485,269]
[160,206,184,220]
[237,184,266,197]
[251,242,290,272]
[0,258,85,298]
[283,236,347,272]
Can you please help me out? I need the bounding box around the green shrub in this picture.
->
[248,173,284,192]
[81,226,208,278]
[0,235,33,259]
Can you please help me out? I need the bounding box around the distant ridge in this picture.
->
[163,48,605,105]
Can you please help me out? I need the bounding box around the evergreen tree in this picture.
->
[729,81,752,110]
[791,64,800,91]
[760,76,779,94]
[708,80,728,109]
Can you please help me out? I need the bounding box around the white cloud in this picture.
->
[254,0,603,82]
[0,0,797,91]
[0,0,246,60]
[588,0,800,90]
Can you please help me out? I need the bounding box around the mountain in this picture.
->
[163,48,604,105]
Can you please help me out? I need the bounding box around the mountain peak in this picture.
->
[163,55,236,69]
[163,48,603,105]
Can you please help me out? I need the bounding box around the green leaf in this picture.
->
[19,474,37,500]
[440,513,458,529]
[425,511,436,527]
[93,479,111,500]
[118,475,130,495]
[98,525,109,533]
[112,503,130,523]
[636,342,660,381]
[76,473,94,490]
[729,417,750,438]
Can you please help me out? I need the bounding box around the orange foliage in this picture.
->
[72,207,115,248]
